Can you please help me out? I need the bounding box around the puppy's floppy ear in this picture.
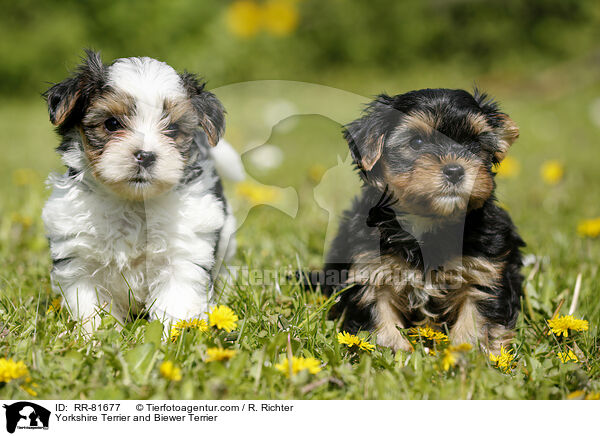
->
[45,77,81,127]
[473,88,519,163]
[343,94,398,171]
[180,72,225,147]
[44,49,105,128]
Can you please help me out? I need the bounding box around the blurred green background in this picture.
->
[1,0,599,97]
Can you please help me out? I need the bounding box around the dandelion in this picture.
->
[440,349,457,371]
[226,0,262,38]
[0,358,29,383]
[408,326,449,348]
[262,0,299,36]
[308,294,327,306]
[567,390,600,400]
[275,356,322,377]
[308,164,327,183]
[541,160,564,185]
[169,318,209,342]
[0,358,36,395]
[235,181,280,205]
[337,331,375,352]
[577,218,600,238]
[159,361,182,382]
[557,350,578,363]
[489,346,516,373]
[547,315,589,338]
[46,297,62,315]
[494,156,520,178]
[408,326,448,342]
[21,382,38,397]
[12,168,37,186]
[205,347,238,362]
[208,305,239,332]
[440,343,472,371]
[10,213,33,228]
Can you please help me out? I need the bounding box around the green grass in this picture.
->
[1,63,599,399]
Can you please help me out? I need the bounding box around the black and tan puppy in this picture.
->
[315,88,524,353]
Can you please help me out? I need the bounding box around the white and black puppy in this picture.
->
[42,50,237,332]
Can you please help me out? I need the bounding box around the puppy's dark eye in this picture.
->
[104,117,123,132]
[409,137,424,150]
[165,123,179,138]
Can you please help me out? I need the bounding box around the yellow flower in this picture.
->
[408,326,449,343]
[21,383,38,397]
[10,213,33,228]
[169,318,209,341]
[308,294,327,306]
[567,390,585,400]
[275,356,322,377]
[541,160,564,185]
[208,305,239,332]
[441,349,457,371]
[494,156,520,178]
[557,350,578,363]
[567,390,600,400]
[235,181,280,205]
[308,164,327,183]
[262,0,299,36]
[453,343,473,352]
[547,315,589,338]
[0,358,29,383]
[12,168,37,186]
[440,343,472,371]
[577,218,600,238]
[407,326,448,355]
[226,0,262,38]
[337,331,375,352]
[205,347,238,362]
[489,346,516,373]
[159,361,182,382]
[46,297,62,315]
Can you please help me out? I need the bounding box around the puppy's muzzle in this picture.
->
[133,150,157,169]
[442,163,465,184]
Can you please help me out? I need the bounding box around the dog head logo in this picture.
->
[2,402,50,433]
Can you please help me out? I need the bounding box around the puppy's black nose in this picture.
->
[443,163,465,184]
[133,150,156,168]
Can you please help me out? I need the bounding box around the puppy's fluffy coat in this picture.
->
[42,51,236,331]
[314,88,524,353]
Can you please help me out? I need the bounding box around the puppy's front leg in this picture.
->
[147,261,213,325]
[372,287,412,352]
[60,281,122,335]
[449,296,514,354]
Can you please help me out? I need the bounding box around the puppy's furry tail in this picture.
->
[211,139,246,182]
